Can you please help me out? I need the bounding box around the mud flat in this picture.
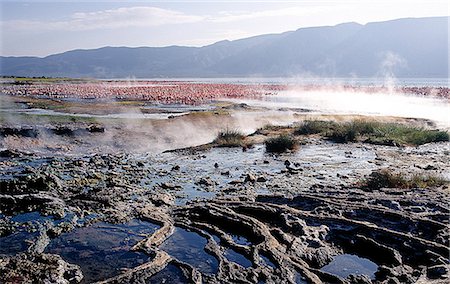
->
[1,134,448,282]
[0,88,449,283]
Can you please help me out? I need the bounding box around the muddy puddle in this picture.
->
[231,234,252,246]
[0,230,38,255]
[45,219,159,283]
[161,227,219,275]
[260,254,277,269]
[320,254,379,280]
[0,212,56,255]
[225,249,253,268]
[0,213,160,283]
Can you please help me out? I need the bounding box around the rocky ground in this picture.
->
[0,100,449,284]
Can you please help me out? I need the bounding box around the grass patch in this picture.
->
[362,123,449,146]
[265,134,298,153]
[295,120,338,135]
[254,124,294,136]
[326,122,360,143]
[295,120,449,146]
[362,169,448,190]
[214,128,245,147]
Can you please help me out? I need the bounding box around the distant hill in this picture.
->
[1,17,448,78]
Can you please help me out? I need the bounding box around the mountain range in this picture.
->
[1,16,448,78]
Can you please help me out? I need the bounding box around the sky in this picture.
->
[0,0,449,57]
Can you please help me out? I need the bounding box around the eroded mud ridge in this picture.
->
[114,185,450,283]
[166,192,449,283]
[1,138,449,283]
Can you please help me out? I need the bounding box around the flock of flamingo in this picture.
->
[1,82,281,104]
[1,81,448,105]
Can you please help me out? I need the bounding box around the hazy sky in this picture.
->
[1,0,448,57]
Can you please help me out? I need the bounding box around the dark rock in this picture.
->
[0,149,22,158]
[244,173,256,183]
[376,200,402,211]
[197,177,215,187]
[287,166,303,174]
[160,183,182,190]
[0,253,83,283]
[409,206,425,213]
[0,172,61,195]
[376,265,415,283]
[51,126,74,136]
[87,124,105,133]
[256,176,267,182]
[73,160,84,167]
[0,127,39,138]
[149,193,175,206]
[424,165,438,170]
[427,265,449,279]
[347,274,372,284]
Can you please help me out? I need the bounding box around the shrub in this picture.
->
[254,124,294,136]
[365,124,449,146]
[326,123,358,143]
[362,169,448,190]
[255,119,448,147]
[295,120,337,135]
[265,135,298,153]
[321,120,449,146]
[350,120,378,135]
[433,131,450,142]
[214,128,245,147]
[409,174,448,188]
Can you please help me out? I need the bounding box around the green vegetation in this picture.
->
[257,124,292,133]
[214,128,245,147]
[362,169,448,190]
[295,120,337,135]
[326,121,366,143]
[362,124,449,146]
[295,120,449,146]
[265,134,298,153]
[256,124,291,132]
[253,124,295,137]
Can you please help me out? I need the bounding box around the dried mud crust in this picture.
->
[0,253,83,284]
[107,184,449,284]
